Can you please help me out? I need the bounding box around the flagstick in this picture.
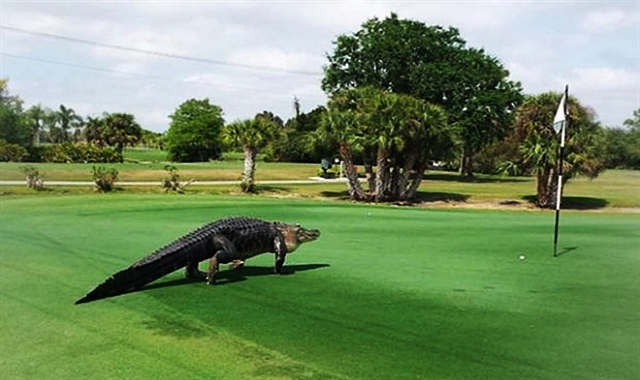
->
[553,146,564,257]
[553,85,568,257]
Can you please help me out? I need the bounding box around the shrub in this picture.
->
[42,143,123,163]
[0,139,28,162]
[161,165,192,193]
[92,166,119,193]
[19,165,45,190]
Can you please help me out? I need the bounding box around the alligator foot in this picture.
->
[229,260,245,270]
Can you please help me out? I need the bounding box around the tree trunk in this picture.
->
[459,146,474,177]
[536,167,559,208]
[362,158,376,193]
[398,150,418,200]
[405,162,426,201]
[339,144,367,200]
[389,166,401,199]
[375,149,388,202]
[242,146,257,193]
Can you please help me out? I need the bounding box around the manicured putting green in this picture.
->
[0,195,638,379]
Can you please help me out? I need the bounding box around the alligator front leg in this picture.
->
[273,235,288,274]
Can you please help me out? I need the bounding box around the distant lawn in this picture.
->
[1,195,638,379]
[0,159,319,182]
[123,147,170,163]
[1,147,639,209]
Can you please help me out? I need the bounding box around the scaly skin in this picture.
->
[75,217,320,304]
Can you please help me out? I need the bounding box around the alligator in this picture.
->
[75,216,320,304]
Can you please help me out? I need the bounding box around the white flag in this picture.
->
[553,92,566,134]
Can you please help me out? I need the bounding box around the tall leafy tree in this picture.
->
[508,92,606,208]
[166,98,225,162]
[275,105,329,163]
[322,13,522,176]
[0,79,28,146]
[222,114,281,192]
[603,108,640,169]
[623,109,640,129]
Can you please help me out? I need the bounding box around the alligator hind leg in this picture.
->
[207,235,236,285]
[185,261,206,279]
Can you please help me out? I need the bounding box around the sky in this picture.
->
[0,0,638,133]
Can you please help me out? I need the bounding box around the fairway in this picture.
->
[1,195,638,379]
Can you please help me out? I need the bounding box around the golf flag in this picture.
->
[553,87,568,147]
[553,85,568,257]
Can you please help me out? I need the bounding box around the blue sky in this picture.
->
[1,0,638,132]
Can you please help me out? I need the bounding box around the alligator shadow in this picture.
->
[76,263,330,304]
[144,263,330,290]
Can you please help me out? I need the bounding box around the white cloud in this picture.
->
[581,8,639,33]
[571,67,639,90]
[228,47,323,74]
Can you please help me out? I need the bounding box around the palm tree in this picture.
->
[24,104,47,146]
[397,100,449,200]
[320,87,453,202]
[369,92,418,202]
[317,107,368,200]
[223,115,281,192]
[55,105,83,142]
[84,116,106,146]
[102,113,142,154]
[512,92,605,208]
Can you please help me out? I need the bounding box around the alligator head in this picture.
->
[275,222,321,253]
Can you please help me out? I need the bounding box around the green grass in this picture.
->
[3,166,638,209]
[123,147,170,163]
[1,195,638,379]
[0,160,319,182]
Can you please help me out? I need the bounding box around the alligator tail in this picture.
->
[75,225,215,305]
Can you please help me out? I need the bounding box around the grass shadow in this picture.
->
[253,185,291,193]
[413,191,469,203]
[319,190,470,204]
[522,195,608,210]
[424,172,528,183]
[320,190,351,200]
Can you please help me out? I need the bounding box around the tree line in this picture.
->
[0,78,162,163]
[2,13,639,206]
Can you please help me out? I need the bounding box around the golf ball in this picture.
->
[519,255,525,260]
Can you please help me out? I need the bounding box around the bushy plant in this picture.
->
[0,139,28,162]
[92,166,119,193]
[42,143,123,163]
[19,165,45,190]
[161,165,192,193]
